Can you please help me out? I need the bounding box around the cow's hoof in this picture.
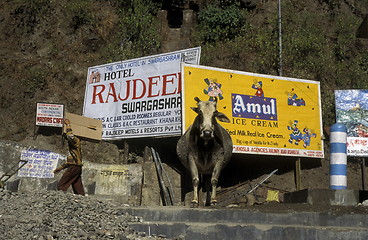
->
[190,201,199,208]
[210,200,218,206]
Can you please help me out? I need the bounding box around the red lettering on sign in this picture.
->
[147,76,160,98]
[90,72,181,104]
[92,85,105,104]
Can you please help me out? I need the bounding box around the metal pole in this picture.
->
[278,0,283,76]
[247,169,278,194]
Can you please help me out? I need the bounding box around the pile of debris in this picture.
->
[0,189,169,240]
[216,169,288,207]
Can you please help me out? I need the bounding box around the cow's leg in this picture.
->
[210,161,223,206]
[189,155,199,208]
[204,175,211,206]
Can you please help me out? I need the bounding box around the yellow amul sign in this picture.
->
[181,64,324,158]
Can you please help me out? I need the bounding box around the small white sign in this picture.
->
[36,103,64,127]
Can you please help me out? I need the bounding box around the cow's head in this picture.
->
[191,97,230,140]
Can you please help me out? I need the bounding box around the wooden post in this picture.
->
[295,158,302,191]
[143,146,152,163]
[123,141,129,164]
[362,158,366,191]
[33,125,39,140]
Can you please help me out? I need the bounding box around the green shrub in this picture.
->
[12,0,51,34]
[197,2,246,43]
[23,68,47,97]
[65,1,94,30]
[102,0,161,62]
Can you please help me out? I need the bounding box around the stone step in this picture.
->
[119,207,368,240]
[128,221,368,240]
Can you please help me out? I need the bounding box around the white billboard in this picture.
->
[83,47,201,140]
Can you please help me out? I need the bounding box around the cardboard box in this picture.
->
[64,112,102,141]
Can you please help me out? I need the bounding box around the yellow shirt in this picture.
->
[56,125,83,171]
[65,125,82,166]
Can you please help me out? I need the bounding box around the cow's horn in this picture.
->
[194,97,201,103]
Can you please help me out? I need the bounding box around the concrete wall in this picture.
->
[159,9,194,53]
[0,140,183,206]
[141,161,182,206]
[0,140,143,204]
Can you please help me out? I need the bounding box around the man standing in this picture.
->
[54,119,85,195]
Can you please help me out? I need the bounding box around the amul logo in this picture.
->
[232,94,278,121]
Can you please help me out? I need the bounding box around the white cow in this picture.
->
[177,97,233,207]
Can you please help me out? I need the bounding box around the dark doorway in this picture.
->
[167,9,183,28]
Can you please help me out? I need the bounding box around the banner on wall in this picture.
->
[18,149,60,178]
[335,90,368,157]
[181,64,324,158]
[83,47,201,140]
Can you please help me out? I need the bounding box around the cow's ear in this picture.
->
[215,111,230,123]
[191,107,199,113]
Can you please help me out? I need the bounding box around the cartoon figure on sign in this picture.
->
[301,128,316,148]
[252,79,264,97]
[203,78,224,101]
[89,70,101,84]
[287,120,302,145]
[287,88,305,106]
